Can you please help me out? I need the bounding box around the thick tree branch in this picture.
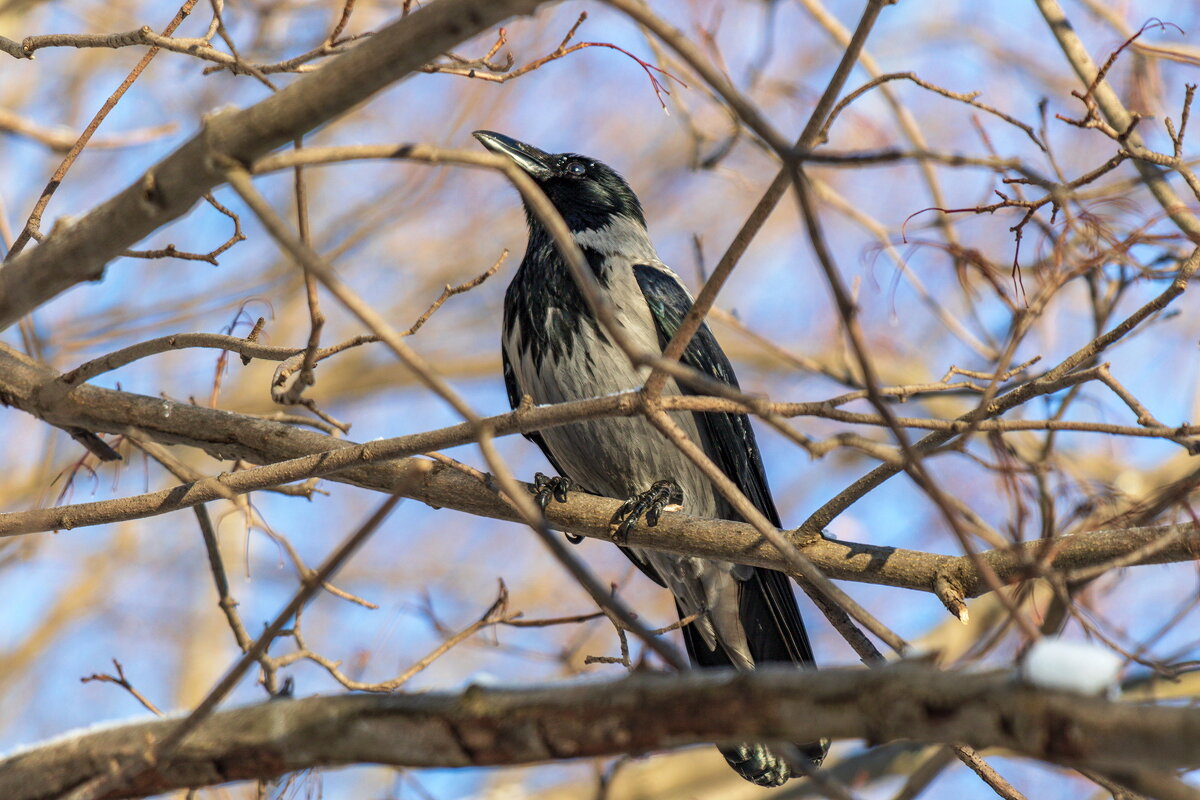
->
[2,665,1198,800]
[0,0,555,330]
[2,343,1197,603]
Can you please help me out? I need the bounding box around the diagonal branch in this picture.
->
[802,245,1200,532]
[60,494,403,800]
[631,0,894,400]
[1032,0,1200,241]
[0,0,555,330]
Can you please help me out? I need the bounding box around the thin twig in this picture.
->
[5,0,200,260]
[80,660,165,717]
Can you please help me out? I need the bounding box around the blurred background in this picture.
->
[2,0,1200,797]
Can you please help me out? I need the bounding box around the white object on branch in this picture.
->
[1020,637,1123,697]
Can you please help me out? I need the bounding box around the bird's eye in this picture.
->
[567,161,587,177]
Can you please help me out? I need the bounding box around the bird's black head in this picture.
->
[473,130,646,235]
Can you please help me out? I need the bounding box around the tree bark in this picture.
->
[2,342,1198,603]
[2,665,1196,800]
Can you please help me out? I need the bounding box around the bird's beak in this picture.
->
[473,130,554,180]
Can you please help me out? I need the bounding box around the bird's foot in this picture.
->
[530,473,581,544]
[610,479,684,545]
[532,472,573,510]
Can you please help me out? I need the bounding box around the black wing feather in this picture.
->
[633,264,815,668]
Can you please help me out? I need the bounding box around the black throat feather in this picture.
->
[504,224,612,372]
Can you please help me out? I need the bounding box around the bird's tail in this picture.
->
[677,566,828,786]
[719,740,828,787]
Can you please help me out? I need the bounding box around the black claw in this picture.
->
[610,479,684,545]
[532,472,573,509]
[530,473,581,543]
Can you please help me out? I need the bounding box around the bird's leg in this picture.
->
[611,479,684,545]
[530,472,582,544]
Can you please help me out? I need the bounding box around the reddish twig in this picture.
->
[422,13,687,109]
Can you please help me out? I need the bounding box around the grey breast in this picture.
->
[507,258,716,513]
[505,258,753,667]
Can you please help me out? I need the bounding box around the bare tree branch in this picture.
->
[2,342,1197,603]
[3,665,1198,800]
[1033,0,1200,239]
[0,108,176,153]
[0,0,555,330]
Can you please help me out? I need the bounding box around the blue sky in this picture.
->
[3,1,1200,797]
